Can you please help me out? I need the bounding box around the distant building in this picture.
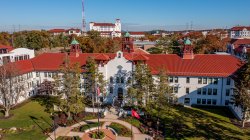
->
[230,26,250,39]
[0,45,35,65]
[66,28,81,36]
[48,28,82,36]
[129,32,145,40]
[89,19,121,38]
[228,39,250,59]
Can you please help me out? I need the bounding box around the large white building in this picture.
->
[0,45,35,66]
[0,37,247,121]
[230,26,250,39]
[89,19,121,38]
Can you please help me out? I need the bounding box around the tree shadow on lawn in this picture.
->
[163,106,244,140]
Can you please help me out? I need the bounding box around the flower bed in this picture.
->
[108,122,132,137]
[72,122,104,132]
[90,131,105,139]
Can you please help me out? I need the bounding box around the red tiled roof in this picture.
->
[231,39,250,45]
[129,32,145,35]
[48,29,65,33]
[231,26,250,31]
[0,45,14,52]
[31,53,66,71]
[2,60,34,75]
[4,52,243,78]
[94,54,110,61]
[93,23,115,26]
[146,54,242,77]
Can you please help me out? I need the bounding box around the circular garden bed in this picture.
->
[108,122,132,137]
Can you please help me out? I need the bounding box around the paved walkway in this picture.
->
[82,129,116,140]
[46,107,152,140]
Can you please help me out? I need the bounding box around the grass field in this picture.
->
[0,101,52,140]
[163,106,250,140]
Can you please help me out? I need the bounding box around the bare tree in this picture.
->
[0,62,27,117]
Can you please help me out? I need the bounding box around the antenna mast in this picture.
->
[82,0,86,33]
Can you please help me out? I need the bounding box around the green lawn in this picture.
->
[0,101,52,140]
[163,106,250,140]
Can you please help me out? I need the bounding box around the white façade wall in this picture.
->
[0,48,35,65]
[98,51,132,103]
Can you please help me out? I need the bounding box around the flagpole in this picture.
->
[97,85,100,135]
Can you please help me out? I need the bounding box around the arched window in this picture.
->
[110,77,114,83]
[116,77,120,83]
[121,77,124,84]
[109,87,113,94]
[118,53,121,58]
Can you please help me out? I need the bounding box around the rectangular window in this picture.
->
[213,78,218,85]
[197,88,201,95]
[174,77,178,83]
[203,77,207,84]
[197,98,201,104]
[198,77,202,84]
[116,77,120,83]
[208,78,212,84]
[48,73,52,78]
[207,99,212,105]
[36,72,39,77]
[186,87,190,94]
[212,99,217,105]
[226,78,231,85]
[110,77,113,83]
[226,89,230,96]
[184,98,190,104]
[186,77,190,83]
[208,88,212,95]
[44,72,47,77]
[109,87,113,94]
[169,77,173,83]
[225,100,229,106]
[202,99,206,104]
[213,89,218,95]
[174,87,178,93]
[202,88,207,95]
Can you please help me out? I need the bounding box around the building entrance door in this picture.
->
[117,88,123,101]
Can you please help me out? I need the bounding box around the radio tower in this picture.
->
[82,0,86,33]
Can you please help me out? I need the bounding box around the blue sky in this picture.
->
[0,0,250,31]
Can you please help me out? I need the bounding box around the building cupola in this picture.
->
[182,38,194,59]
[122,31,134,53]
[70,38,82,57]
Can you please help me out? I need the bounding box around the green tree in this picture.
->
[132,62,155,107]
[0,32,12,46]
[232,57,250,127]
[55,58,85,119]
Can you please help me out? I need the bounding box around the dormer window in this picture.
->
[118,53,121,58]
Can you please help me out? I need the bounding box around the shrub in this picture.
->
[109,123,132,137]
[90,131,105,139]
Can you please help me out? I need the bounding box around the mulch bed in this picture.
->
[0,114,14,120]
[230,118,250,128]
